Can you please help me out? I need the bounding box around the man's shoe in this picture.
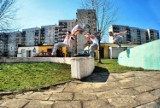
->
[51,53,56,57]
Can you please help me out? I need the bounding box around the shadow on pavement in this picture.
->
[81,66,110,82]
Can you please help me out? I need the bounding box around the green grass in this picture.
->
[0,63,71,92]
[0,59,144,92]
[95,59,144,73]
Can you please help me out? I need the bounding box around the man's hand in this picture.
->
[66,44,69,47]
[124,30,127,34]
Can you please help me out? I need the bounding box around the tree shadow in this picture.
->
[81,66,110,82]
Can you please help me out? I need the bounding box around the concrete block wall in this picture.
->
[71,57,95,79]
[0,57,95,79]
[118,40,160,70]
[0,57,72,64]
[0,57,53,63]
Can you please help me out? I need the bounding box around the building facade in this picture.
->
[76,9,97,53]
[109,25,159,44]
[58,20,76,42]
[8,32,21,57]
[41,25,58,45]
[0,31,21,57]
[0,33,8,57]
[76,9,97,34]
[147,29,159,41]
[22,27,41,46]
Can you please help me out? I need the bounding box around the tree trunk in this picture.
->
[98,33,102,63]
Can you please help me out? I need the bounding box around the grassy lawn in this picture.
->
[0,63,71,92]
[95,59,144,73]
[0,59,144,92]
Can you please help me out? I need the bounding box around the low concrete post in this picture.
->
[71,57,95,79]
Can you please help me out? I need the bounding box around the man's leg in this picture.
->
[52,42,66,56]
[71,36,77,56]
[89,43,98,57]
[114,40,121,47]
[71,46,76,57]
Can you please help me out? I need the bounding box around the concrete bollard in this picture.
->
[71,57,95,79]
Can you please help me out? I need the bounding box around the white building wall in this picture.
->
[17,46,39,57]
[108,26,114,43]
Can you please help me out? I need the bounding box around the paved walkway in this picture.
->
[0,71,160,108]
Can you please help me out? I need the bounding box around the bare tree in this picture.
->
[80,0,117,63]
[0,0,17,32]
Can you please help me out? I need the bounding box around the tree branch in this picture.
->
[0,0,17,32]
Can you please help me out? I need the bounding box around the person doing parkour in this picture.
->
[71,22,90,40]
[84,33,99,58]
[70,21,90,56]
[108,30,127,47]
[52,31,74,56]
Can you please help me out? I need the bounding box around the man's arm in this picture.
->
[114,30,127,36]
[70,39,75,47]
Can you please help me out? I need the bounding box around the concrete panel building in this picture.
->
[76,9,97,54]
[0,33,8,57]
[58,20,76,42]
[147,29,159,41]
[22,27,40,46]
[0,31,21,57]
[109,25,159,45]
[41,25,59,45]
[8,32,21,57]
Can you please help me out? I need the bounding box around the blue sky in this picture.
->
[114,0,160,30]
[16,0,81,29]
[16,0,160,34]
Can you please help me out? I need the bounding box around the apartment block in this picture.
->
[0,33,8,57]
[22,27,40,46]
[58,20,76,42]
[76,9,97,34]
[76,9,97,53]
[8,32,21,57]
[147,29,159,41]
[54,26,59,43]
[109,25,159,44]
[0,31,21,57]
[41,25,59,45]
[109,25,128,43]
